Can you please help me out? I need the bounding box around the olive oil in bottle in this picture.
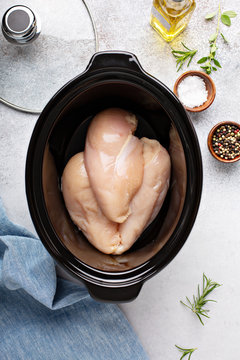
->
[150,0,196,42]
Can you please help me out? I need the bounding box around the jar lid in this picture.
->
[0,0,98,114]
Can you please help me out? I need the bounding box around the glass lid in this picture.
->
[0,0,98,114]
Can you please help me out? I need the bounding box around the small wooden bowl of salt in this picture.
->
[173,70,216,112]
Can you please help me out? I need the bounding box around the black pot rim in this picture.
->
[25,50,202,289]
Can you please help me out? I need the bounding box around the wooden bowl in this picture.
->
[208,121,240,163]
[173,70,216,112]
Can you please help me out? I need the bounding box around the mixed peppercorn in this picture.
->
[212,124,240,160]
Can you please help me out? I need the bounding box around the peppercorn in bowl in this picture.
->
[208,121,240,163]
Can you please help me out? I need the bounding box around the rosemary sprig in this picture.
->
[175,345,197,360]
[180,273,221,325]
[171,42,197,72]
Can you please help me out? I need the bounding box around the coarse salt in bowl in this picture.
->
[178,76,208,108]
[173,70,216,112]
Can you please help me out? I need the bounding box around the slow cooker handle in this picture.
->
[86,50,143,73]
[85,282,143,303]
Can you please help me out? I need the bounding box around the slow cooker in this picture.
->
[26,51,202,302]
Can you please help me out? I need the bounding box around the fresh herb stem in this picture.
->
[198,2,237,74]
[171,42,197,72]
[180,273,221,325]
[198,3,222,74]
[175,345,197,360]
[216,2,222,37]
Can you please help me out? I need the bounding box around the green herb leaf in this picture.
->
[181,42,191,51]
[180,273,222,325]
[213,58,221,67]
[209,33,217,42]
[205,11,217,20]
[221,14,231,26]
[175,345,197,360]
[200,64,212,75]
[222,10,237,18]
[220,32,228,43]
[197,57,208,64]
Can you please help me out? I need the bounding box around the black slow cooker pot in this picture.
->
[26,51,202,302]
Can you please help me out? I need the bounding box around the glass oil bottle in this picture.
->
[150,0,196,42]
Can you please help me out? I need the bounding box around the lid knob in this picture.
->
[1,5,41,45]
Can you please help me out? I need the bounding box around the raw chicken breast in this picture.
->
[62,138,171,255]
[117,137,171,254]
[84,108,144,223]
[62,153,121,254]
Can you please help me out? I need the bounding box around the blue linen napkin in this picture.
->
[0,198,149,360]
